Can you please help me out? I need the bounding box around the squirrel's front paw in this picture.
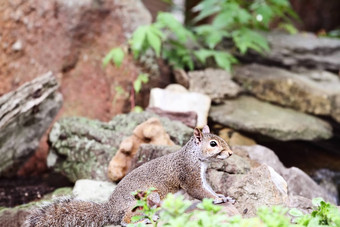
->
[224,196,236,204]
[213,195,236,204]
[213,197,225,204]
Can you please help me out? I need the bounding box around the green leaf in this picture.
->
[289,208,304,217]
[131,215,144,223]
[232,28,270,54]
[236,8,252,24]
[193,6,221,23]
[146,27,162,57]
[133,79,142,94]
[102,47,125,68]
[278,22,298,34]
[251,2,274,28]
[131,26,148,58]
[212,12,234,29]
[213,52,236,72]
[156,13,195,43]
[193,49,214,63]
[133,74,149,94]
[312,197,324,207]
[192,0,221,23]
[139,73,149,83]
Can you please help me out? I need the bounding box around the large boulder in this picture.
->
[209,96,332,141]
[48,112,192,182]
[234,64,340,123]
[239,145,337,204]
[0,72,62,177]
[0,0,152,117]
[0,0,161,175]
[218,164,289,217]
[242,32,340,71]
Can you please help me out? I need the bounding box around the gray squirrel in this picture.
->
[25,125,233,226]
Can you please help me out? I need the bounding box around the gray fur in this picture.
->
[25,127,232,226]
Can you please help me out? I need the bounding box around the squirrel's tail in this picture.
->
[24,197,117,227]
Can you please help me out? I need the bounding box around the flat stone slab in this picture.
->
[245,32,340,71]
[209,96,332,141]
[234,64,340,123]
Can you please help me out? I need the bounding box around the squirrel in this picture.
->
[25,125,233,226]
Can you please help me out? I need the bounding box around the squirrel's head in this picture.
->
[193,125,232,162]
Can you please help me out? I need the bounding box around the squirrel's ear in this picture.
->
[194,127,203,143]
[202,125,210,134]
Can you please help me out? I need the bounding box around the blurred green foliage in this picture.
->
[128,0,297,71]
[130,193,340,227]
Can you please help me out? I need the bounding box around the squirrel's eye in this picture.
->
[210,141,217,147]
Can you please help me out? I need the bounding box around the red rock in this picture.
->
[1,0,171,175]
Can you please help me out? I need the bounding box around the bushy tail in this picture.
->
[24,197,116,227]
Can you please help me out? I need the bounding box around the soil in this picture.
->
[0,172,73,208]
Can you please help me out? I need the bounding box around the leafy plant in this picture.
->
[192,0,297,54]
[133,73,149,94]
[130,191,340,227]
[257,206,294,227]
[291,198,340,227]
[130,25,163,59]
[128,187,161,226]
[128,0,297,71]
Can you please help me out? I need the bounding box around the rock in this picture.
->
[73,179,116,203]
[332,95,340,123]
[108,112,193,146]
[0,72,62,177]
[11,40,23,51]
[242,145,286,173]
[148,84,211,127]
[107,118,175,182]
[48,112,192,182]
[284,167,337,204]
[173,69,189,89]
[240,145,337,204]
[209,96,332,141]
[0,0,152,116]
[242,32,340,71]
[224,164,289,217]
[0,0,161,175]
[312,169,339,204]
[288,195,313,213]
[187,68,241,103]
[146,107,197,128]
[218,128,256,146]
[234,64,340,123]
